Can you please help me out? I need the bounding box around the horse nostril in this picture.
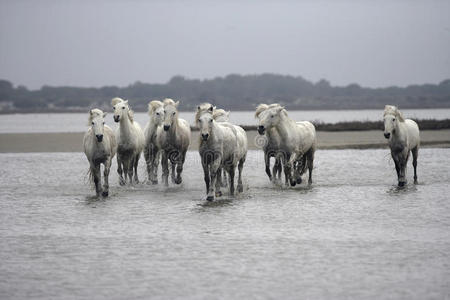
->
[257,126,265,135]
[384,133,390,139]
[96,134,103,142]
[163,125,170,131]
[202,133,209,140]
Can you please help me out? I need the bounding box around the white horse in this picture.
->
[198,112,247,201]
[112,97,145,185]
[383,105,420,186]
[255,103,283,182]
[195,103,231,187]
[156,98,191,186]
[83,109,116,197]
[258,106,316,186]
[143,100,164,184]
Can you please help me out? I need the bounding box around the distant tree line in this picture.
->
[0,74,449,112]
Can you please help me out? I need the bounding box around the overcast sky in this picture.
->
[0,0,449,89]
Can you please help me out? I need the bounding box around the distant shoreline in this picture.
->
[1,130,449,153]
[2,106,450,115]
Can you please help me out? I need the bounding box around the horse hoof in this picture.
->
[102,191,109,197]
[216,191,223,197]
[206,195,214,201]
[174,178,182,184]
[119,181,125,186]
[296,177,302,184]
[398,181,406,187]
[290,180,297,187]
[152,180,158,185]
[238,185,243,193]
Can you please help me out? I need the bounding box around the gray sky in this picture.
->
[1,0,449,89]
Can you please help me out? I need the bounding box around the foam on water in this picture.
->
[1,149,449,299]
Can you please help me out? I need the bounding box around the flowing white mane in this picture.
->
[255,103,281,118]
[88,108,104,125]
[163,98,177,107]
[384,105,405,122]
[148,100,163,115]
[212,108,229,121]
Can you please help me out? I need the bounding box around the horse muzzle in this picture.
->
[201,133,209,141]
[163,125,170,131]
[257,126,265,135]
[384,132,390,139]
[96,134,103,142]
[114,115,120,122]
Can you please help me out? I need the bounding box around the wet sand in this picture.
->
[0,130,449,153]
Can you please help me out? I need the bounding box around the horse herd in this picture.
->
[83,98,421,199]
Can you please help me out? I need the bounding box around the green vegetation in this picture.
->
[1,74,450,112]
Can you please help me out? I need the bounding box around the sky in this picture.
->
[0,0,449,89]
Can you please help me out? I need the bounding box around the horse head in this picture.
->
[257,104,284,135]
[148,100,164,126]
[162,98,179,131]
[198,112,214,141]
[195,103,215,126]
[112,97,133,123]
[383,105,404,139]
[89,109,107,142]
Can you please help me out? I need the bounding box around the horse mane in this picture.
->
[111,97,124,106]
[195,102,215,125]
[255,104,268,118]
[148,100,163,116]
[212,109,229,121]
[384,105,405,122]
[163,98,177,107]
[255,103,282,119]
[87,108,103,126]
[127,106,134,123]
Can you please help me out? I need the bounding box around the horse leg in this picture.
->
[221,169,228,188]
[117,154,126,186]
[174,151,186,184]
[397,152,408,187]
[133,153,140,184]
[161,151,169,187]
[274,155,282,180]
[207,158,221,201]
[144,146,151,183]
[228,165,236,196]
[170,161,176,184]
[152,150,160,184]
[306,148,314,185]
[264,151,272,181]
[412,147,418,184]
[102,159,111,197]
[202,161,210,196]
[92,164,102,196]
[237,157,245,193]
[288,153,298,187]
[282,153,291,187]
[126,155,134,185]
[216,167,223,196]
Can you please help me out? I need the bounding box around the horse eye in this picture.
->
[103,122,105,125]
[271,115,274,118]
[209,119,213,123]
[172,112,176,116]
[113,107,115,110]
[122,107,125,109]
[156,112,160,115]
[92,122,94,125]
[393,118,396,122]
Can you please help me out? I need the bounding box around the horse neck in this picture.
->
[274,115,296,141]
[119,112,133,137]
[391,121,407,143]
[168,116,180,135]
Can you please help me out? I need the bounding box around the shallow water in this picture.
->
[1,108,449,133]
[1,149,449,299]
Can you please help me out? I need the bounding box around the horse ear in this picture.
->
[197,105,201,111]
[208,105,214,112]
[275,106,285,113]
[175,101,180,108]
[90,109,93,115]
[124,100,129,105]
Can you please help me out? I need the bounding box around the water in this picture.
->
[1,108,449,133]
[1,149,449,299]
